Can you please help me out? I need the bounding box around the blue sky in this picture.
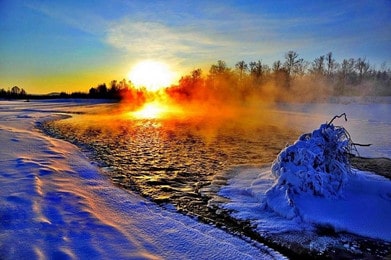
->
[1,0,390,93]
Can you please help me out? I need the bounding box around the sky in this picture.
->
[0,0,390,94]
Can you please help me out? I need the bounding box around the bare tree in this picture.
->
[355,58,370,81]
[326,52,336,76]
[249,60,264,79]
[296,60,309,77]
[310,55,325,75]
[272,60,282,72]
[339,58,355,85]
[209,60,230,76]
[235,61,248,81]
[284,50,303,77]
[191,68,202,80]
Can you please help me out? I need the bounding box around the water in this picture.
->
[40,101,391,258]
[42,106,299,220]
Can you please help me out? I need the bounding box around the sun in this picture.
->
[128,60,175,92]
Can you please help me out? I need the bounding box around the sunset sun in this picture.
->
[128,60,175,92]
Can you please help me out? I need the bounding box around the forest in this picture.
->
[1,51,390,101]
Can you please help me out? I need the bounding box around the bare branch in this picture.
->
[327,113,347,126]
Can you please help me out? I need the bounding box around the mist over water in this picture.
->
[42,104,300,219]
[40,98,391,258]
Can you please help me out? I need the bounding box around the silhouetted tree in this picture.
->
[11,86,21,96]
[339,58,355,85]
[249,60,268,84]
[20,88,26,97]
[272,60,282,72]
[310,55,326,76]
[89,87,98,98]
[97,83,108,97]
[169,68,204,101]
[191,68,202,81]
[0,88,6,97]
[210,60,230,76]
[326,52,336,76]
[235,61,248,81]
[284,51,303,78]
[355,58,370,82]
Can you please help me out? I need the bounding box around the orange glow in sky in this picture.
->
[1,2,389,94]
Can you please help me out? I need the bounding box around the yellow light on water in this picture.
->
[132,102,165,119]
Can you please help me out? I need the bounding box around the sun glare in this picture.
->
[129,101,183,119]
[128,60,175,92]
[132,102,164,119]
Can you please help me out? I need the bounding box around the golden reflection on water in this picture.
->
[126,99,188,120]
[130,101,169,119]
[44,102,300,212]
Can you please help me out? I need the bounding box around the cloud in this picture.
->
[105,19,227,63]
[24,0,391,68]
[105,9,319,64]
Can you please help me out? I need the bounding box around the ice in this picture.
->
[0,100,281,259]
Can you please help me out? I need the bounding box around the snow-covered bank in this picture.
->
[217,165,391,241]
[0,101,281,259]
[211,102,391,256]
[214,167,391,256]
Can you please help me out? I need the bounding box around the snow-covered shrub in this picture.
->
[272,123,352,196]
[271,123,352,197]
[265,115,354,218]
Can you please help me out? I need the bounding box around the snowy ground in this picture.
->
[1,99,390,259]
[0,100,282,259]
[209,99,391,256]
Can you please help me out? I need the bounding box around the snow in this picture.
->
[217,167,391,241]
[270,122,351,197]
[1,98,390,258]
[0,100,281,259]
[216,100,391,245]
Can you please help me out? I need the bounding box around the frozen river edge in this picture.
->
[2,99,390,259]
[0,100,284,259]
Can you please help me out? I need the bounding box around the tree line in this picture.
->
[2,51,390,101]
[0,86,27,99]
[167,51,391,103]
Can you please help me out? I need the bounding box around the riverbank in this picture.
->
[2,99,390,259]
[0,100,278,259]
[351,156,391,179]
